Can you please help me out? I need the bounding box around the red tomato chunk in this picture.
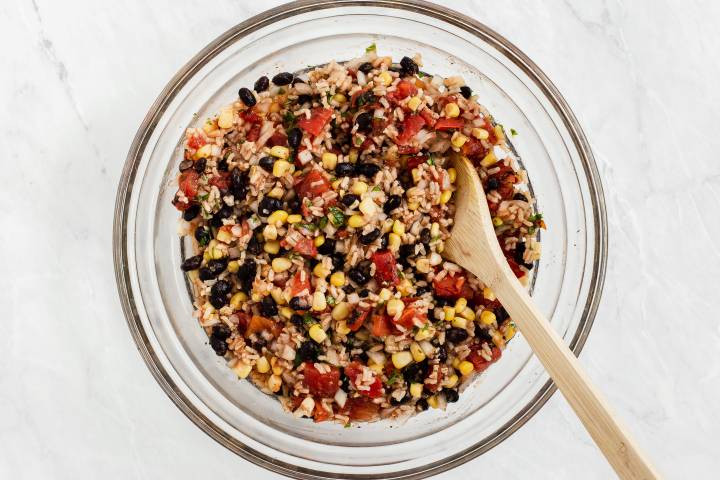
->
[298,108,333,136]
[303,362,340,398]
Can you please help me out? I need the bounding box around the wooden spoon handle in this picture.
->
[493,275,660,480]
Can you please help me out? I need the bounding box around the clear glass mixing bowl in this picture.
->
[113,1,607,478]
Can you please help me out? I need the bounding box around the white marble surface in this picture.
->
[1,0,719,478]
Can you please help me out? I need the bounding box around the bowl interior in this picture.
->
[116,2,604,478]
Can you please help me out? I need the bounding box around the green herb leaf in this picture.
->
[318,216,329,229]
[327,206,346,227]
[297,222,318,232]
[426,154,435,166]
[510,128,518,136]
[365,43,377,53]
[372,185,381,192]
[326,295,336,307]
[385,369,401,385]
[283,111,296,129]
[302,313,315,327]
[528,213,543,222]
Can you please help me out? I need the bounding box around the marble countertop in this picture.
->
[2,0,718,478]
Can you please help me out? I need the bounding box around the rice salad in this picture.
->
[172,46,545,424]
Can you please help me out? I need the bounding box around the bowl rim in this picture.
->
[113,0,608,478]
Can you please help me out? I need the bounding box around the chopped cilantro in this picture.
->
[528,213,543,222]
[326,295,336,307]
[372,185,381,192]
[297,222,318,232]
[365,43,377,53]
[283,111,296,129]
[302,313,315,327]
[318,216,329,229]
[385,369,401,385]
[353,136,364,147]
[327,207,346,227]
[510,128,518,136]
[198,193,209,201]
[427,154,435,166]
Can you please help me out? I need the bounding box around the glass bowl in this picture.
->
[113,0,607,478]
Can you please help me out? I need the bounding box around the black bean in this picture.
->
[194,226,211,246]
[359,229,381,245]
[415,285,430,296]
[193,158,207,174]
[341,194,359,207]
[297,94,312,105]
[296,341,319,363]
[260,295,278,317]
[514,242,526,265]
[258,197,282,216]
[437,344,448,363]
[398,171,413,190]
[513,192,528,201]
[419,227,432,244]
[352,351,369,363]
[434,297,452,307]
[181,255,203,271]
[290,314,305,329]
[207,258,228,276]
[237,259,257,292]
[486,177,500,191]
[211,279,232,298]
[343,285,354,294]
[476,328,493,343]
[358,62,373,74]
[258,156,275,172]
[356,163,380,178]
[246,235,262,256]
[400,56,419,76]
[292,77,306,85]
[390,393,408,406]
[335,162,356,177]
[348,263,370,284]
[384,194,402,214]
[183,204,201,221]
[446,328,469,344]
[286,196,301,212]
[358,289,369,298]
[210,336,228,356]
[444,388,459,403]
[198,267,214,281]
[212,324,232,340]
[495,307,509,324]
[330,252,345,271]
[238,87,257,107]
[254,75,269,92]
[403,360,428,384]
[459,86,473,99]
[217,158,228,171]
[287,128,302,148]
[272,72,294,86]
[210,207,231,228]
[340,372,350,391]
[289,296,310,311]
[355,112,373,132]
[253,338,267,351]
[380,233,389,249]
[209,294,227,309]
[389,64,403,74]
[179,160,193,172]
[399,243,416,259]
[416,398,429,411]
[317,238,336,255]
[357,91,377,106]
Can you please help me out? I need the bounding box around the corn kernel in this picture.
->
[330,271,345,287]
[430,222,440,237]
[267,186,284,199]
[280,306,293,319]
[256,356,270,373]
[480,151,497,167]
[392,351,413,369]
[407,96,422,111]
[263,224,278,241]
[388,233,401,251]
[381,218,394,233]
[271,257,291,273]
[348,149,358,163]
[483,287,496,301]
[444,102,460,118]
[314,235,325,247]
[271,287,285,305]
[359,197,377,216]
[504,323,517,341]
[251,292,262,302]
[313,263,330,278]
[227,260,239,273]
[312,291,327,312]
[439,190,452,204]
[331,302,350,321]
[369,362,384,374]
[270,356,283,375]
[287,214,302,224]
[194,144,212,160]
[332,93,347,104]
[427,395,439,409]
[492,216,503,227]
[348,214,366,228]
[494,124,505,141]
[210,246,225,260]
[386,298,405,317]
[398,279,413,297]
[454,298,468,313]
[416,258,431,273]
[471,127,489,140]
[414,326,435,341]
[270,146,290,160]
[336,321,351,336]
[309,323,327,343]
[444,374,459,389]
[218,108,234,129]
[451,316,467,329]
[268,374,282,393]
[443,306,455,321]
[216,229,233,244]
[410,383,423,398]
[410,342,426,363]
[378,288,392,302]
[448,168,457,183]
[202,120,216,134]
[267,210,289,225]
[322,152,338,170]
[229,292,246,309]
[392,220,405,235]
[458,361,474,376]
[351,181,368,195]
[407,201,419,211]
[460,307,476,321]
[411,168,422,183]
[452,357,461,369]
[233,362,252,379]
[269,102,281,113]
[264,240,280,254]
[451,131,468,148]
[480,310,497,325]
[272,159,292,176]
[377,71,392,86]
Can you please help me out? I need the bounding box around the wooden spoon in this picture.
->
[444,157,659,480]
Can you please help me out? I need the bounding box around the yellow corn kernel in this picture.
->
[430,222,440,237]
[348,149,359,163]
[271,257,291,273]
[227,260,239,273]
[492,216,503,227]
[359,197,377,216]
[407,96,421,111]
[454,297,468,313]
[330,271,346,287]
[314,235,325,247]
[336,321,351,336]
[448,168,457,183]
[443,306,456,322]
[272,159,292,176]
[415,258,431,274]
[251,292,262,303]
[202,119,216,134]
[451,131,468,148]
[233,362,252,379]
[398,279,413,297]
[427,395,440,409]
[203,249,212,262]
[388,232,401,251]
[439,190,452,204]
[392,219,405,235]
[480,310,497,326]
[309,323,327,343]
[459,307,476,321]
[458,361,474,376]
[494,124,505,142]
[321,152,338,170]
[414,326,435,341]
[332,179,342,190]
[348,214,366,228]
[444,374,459,389]
[280,306,293,319]
[378,288,392,302]
[267,374,282,393]
[311,291,327,311]
[218,109,234,129]
[264,240,280,254]
[229,292,247,309]
[452,357,461,369]
[270,146,290,160]
[267,186,284,199]
[411,168,422,184]
[407,201,419,211]
[368,362,384,374]
[194,144,212,160]
[351,181,368,195]
[256,356,271,374]
[504,323,516,341]
[269,101,281,114]
[381,218,394,233]
[483,287,496,301]
[271,287,285,305]
[410,383,423,398]
[386,298,405,317]
[313,263,330,279]
[410,342,426,363]
[444,102,460,118]
[216,228,233,244]
[392,351,413,369]
[263,224,278,241]
[451,316,467,329]
[480,151,497,168]
[471,127,489,140]
[331,302,350,321]
[332,93,347,104]
[210,246,225,260]
[377,71,393,86]
[287,214,302,224]
[267,210,289,225]
[270,356,283,375]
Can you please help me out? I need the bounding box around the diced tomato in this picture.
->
[467,345,502,373]
[246,123,261,142]
[371,313,394,337]
[244,315,278,338]
[372,117,388,136]
[406,155,426,170]
[303,362,340,398]
[433,272,467,298]
[344,362,383,398]
[209,172,230,191]
[187,134,206,150]
[395,80,418,100]
[178,170,199,198]
[462,137,486,158]
[298,108,333,136]
[235,312,250,335]
[313,402,332,423]
[292,237,317,257]
[434,117,465,130]
[371,250,399,286]
[287,269,311,297]
[338,397,380,421]
[347,308,370,332]
[505,256,526,279]
[393,307,428,330]
[419,108,436,128]
[294,170,331,200]
[240,110,261,124]
[483,118,498,143]
[397,145,421,155]
[335,229,350,239]
[396,114,426,145]
[172,195,192,211]
[424,364,443,392]
[266,131,287,147]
